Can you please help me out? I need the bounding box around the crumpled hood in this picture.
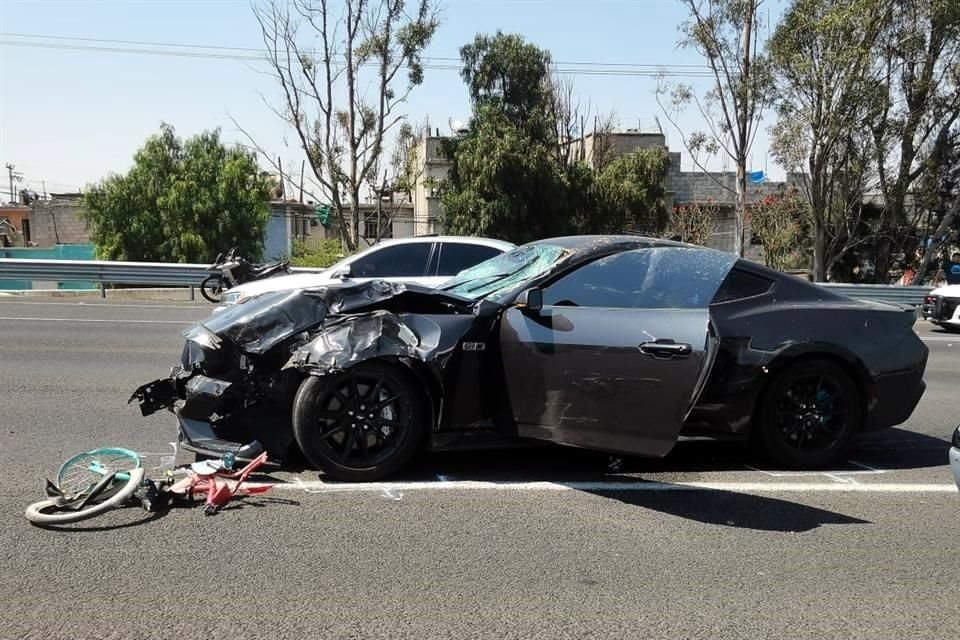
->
[224,270,336,299]
[192,280,466,355]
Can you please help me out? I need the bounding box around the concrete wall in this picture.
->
[263,211,291,260]
[413,137,452,235]
[29,197,90,246]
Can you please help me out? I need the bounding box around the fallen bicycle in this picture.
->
[25,442,272,526]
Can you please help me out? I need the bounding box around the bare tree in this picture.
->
[656,0,774,257]
[250,0,440,252]
[362,120,429,243]
[546,71,619,171]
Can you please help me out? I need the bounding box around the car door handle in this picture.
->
[639,340,693,359]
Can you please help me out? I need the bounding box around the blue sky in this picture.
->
[0,0,785,199]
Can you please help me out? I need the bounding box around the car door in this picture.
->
[499,246,736,458]
[428,241,505,287]
[342,241,435,285]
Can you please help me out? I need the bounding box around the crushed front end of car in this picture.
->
[130,281,471,462]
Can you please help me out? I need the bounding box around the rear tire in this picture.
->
[292,362,428,482]
[754,359,861,469]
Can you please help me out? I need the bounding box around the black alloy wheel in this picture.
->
[756,359,861,469]
[292,362,427,481]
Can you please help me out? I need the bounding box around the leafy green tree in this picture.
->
[82,124,270,263]
[441,33,571,243]
[442,105,574,242]
[749,187,808,271]
[769,0,888,281]
[442,32,673,242]
[592,146,672,234]
[867,0,960,282]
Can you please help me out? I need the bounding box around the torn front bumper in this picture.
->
[129,371,234,418]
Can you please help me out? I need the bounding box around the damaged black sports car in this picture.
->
[132,236,929,481]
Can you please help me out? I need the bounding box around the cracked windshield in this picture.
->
[441,244,568,300]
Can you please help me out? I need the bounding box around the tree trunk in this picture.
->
[733,0,754,259]
[735,164,746,257]
[915,196,960,284]
[813,213,827,282]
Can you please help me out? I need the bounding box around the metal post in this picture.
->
[100,283,106,299]
[189,285,195,301]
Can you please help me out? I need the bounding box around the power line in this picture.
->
[0,33,716,77]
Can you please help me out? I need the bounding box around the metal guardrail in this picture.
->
[0,257,936,306]
[0,258,319,298]
[818,283,933,307]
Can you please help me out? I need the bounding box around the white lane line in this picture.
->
[275,479,958,494]
[0,301,205,310]
[0,316,191,325]
[920,336,956,342]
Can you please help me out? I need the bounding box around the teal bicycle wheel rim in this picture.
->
[56,447,142,496]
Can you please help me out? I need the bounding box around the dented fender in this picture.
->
[284,310,445,375]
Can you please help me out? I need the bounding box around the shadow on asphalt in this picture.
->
[850,427,950,470]
[930,326,960,335]
[353,426,950,481]
[584,482,870,532]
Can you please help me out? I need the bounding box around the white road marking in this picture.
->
[0,316,191,325]
[0,301,204,310]
[273,479,958,494]
[745,460,886,485]
[919,336,956,342]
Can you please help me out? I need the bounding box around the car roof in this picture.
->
[359,236,515,251]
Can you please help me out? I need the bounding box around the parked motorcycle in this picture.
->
[200,248,290,303]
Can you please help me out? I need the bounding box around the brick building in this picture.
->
[29,194,90,246]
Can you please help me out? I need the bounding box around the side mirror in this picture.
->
[332,264,352,279]
[515,287,543,313]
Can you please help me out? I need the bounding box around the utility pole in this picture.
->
[5,163,23,205]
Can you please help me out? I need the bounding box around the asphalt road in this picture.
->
[1,298,957,640]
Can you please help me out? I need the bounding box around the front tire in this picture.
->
[754,359,862,469]
[292,362,428,481]
[200,275,226,303]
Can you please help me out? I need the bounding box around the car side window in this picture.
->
[436,243,502,276]
[349,243,432,278]
[542,247,736,309]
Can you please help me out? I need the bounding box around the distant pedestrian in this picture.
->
[944,252,960,285]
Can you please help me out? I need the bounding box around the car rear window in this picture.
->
[711,269,775,304]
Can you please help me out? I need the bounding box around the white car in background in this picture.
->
[215,235,515,310]
[921,284,960,333]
